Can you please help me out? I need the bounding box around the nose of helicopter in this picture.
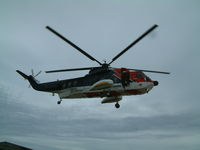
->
[153,81,159,86]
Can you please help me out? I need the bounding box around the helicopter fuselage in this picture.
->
[19,68,157,101]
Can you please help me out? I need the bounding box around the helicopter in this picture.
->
[16,24,170,108]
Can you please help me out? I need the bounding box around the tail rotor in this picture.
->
[31,69,42,78]
[28,69,42,87]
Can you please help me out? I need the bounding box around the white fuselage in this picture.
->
[57,81,154,99]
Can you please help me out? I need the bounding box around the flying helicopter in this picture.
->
[16,24,170,108]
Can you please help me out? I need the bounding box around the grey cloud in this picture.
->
[1,86,199,149]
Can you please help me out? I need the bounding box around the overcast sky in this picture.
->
[0,0,200,150]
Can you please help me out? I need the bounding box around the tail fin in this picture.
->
[16,70,37,87]
[16,70,29,80]
[16,70,45,91]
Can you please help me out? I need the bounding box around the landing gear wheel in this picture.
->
[57,100,62,104]
[115,102,120,109]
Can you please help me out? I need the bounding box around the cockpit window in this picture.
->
[136,73,143,78]
[135,72,151,81]
[146,76,151,81]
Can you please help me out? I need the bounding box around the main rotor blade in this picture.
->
[109,24,158,65]
[46,26,102,65]
[46,67,99,73]
[128,68,170,74]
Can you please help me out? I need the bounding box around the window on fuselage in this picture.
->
[145,76,151,81]
[113,76,119,83]
[68,81,71,87]
[135,72,151,81]
[73,80,77,86]
[136,72,143,78]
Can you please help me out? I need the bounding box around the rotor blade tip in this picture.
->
[154,24,159,28]
[46,26,51,29]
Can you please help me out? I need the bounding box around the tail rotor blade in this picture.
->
[34,70,42,77]
[31,69,34,76]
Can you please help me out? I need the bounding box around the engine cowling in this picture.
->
[101,96,122,104]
